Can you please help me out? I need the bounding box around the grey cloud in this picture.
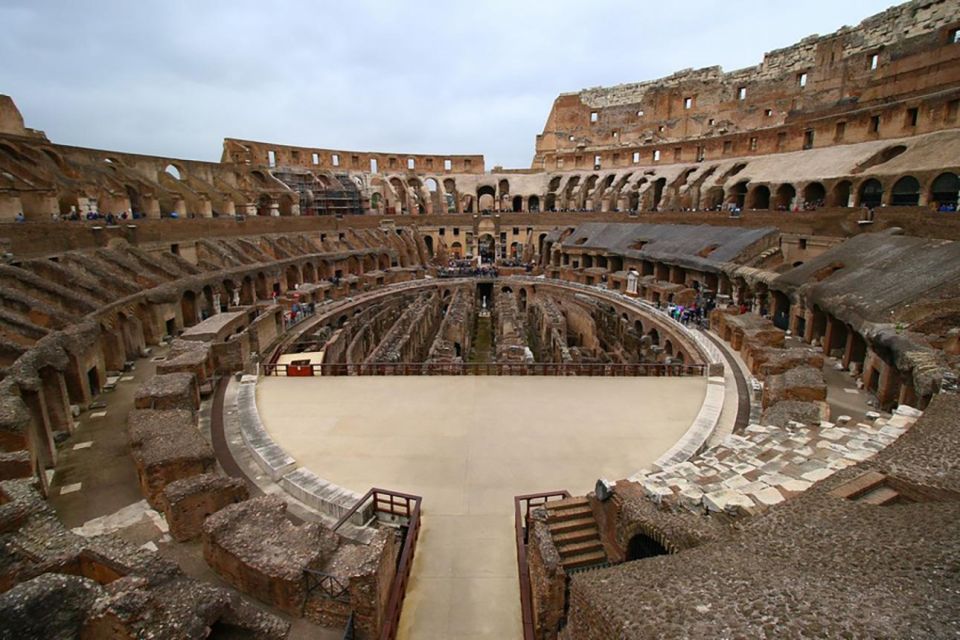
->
[0,0,895,168]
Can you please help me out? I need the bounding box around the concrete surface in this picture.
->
[256,375,707,640]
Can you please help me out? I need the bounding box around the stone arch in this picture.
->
[512,195,523,212]
[477,185,496,212]
[703,186,725,210]
[528,195,540,212]
[302,262,318,284]
[255,272,268,300]
[831,180,853,207]
[891,175,920,206]
[730,180,749,209]
[930,172,959,208]
[163,163,185,181]
[858,178,884,208]
[256,193,273,217]
[180,290,199,327]
[278,193,295,216]
[747,184,770,209]
[285,264,302,288]
[774,183,796,210]
[241,276,255,305]
[647,327,660,346]
[802,182,826,207]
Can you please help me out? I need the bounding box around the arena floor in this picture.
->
[257,375,708,640]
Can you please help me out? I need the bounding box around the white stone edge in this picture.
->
[237,378,366,524]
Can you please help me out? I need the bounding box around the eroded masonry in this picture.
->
[1,1,959,638]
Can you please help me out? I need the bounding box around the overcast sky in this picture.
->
[1,0,897,169]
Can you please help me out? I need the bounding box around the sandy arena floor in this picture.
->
[257,375,707,640]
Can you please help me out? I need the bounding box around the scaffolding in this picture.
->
[273,170,363,216]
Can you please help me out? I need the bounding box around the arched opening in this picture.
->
[164,164,182,181]
[771,290,791,331]
[255,273,268,300]
[518,288,527,311]
[256,194,273,217]
[633,319,644,335]
[201,285,216,319]
[774,184,796,211]
[450,242,463,258]
[647,328,660,346]
[423,235,434,257]
[477,185,496,212]
[650,178,667,210]
[285,265,301,288]
[528,195,540,212]
[703,186,725,210]
[58,192,81,216]
[241,277,254,305]
[370,192,382,211]
[512,195,523,212]
[302,262,318,284]
[731,180,749,209]
[180,291,198,327]
[664,340,674,356]
[125,185,143,216]
[891,176,920,206]
[930,172,959,209]
[858,179,884,208]
[831,180,852,207]
[477,234,495,263]
[544,193,556,211]
[802,182,826,208]
[278,193,295,216]
[747,185,771,209]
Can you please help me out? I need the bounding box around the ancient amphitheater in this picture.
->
[1,1,960,639]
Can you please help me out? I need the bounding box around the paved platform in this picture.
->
[256,375,707,640]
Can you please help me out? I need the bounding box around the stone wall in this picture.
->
[162,473,249,542]
[127,409,215,510]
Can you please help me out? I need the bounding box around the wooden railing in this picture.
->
[263,361,706,377]
[327,488,422,640]
[514,490,572,640]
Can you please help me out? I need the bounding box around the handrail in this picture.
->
[514,490,571,640]
[263,361,705,377]
[328,487,423,640]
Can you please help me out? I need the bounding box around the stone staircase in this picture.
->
[544,497,607,571]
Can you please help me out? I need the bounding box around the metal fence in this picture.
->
[264,361,705,377]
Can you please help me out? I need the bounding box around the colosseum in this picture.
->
[0,1,959,638]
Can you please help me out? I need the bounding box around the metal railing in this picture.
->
[321,488,422,640]
[263,361,705,377]
[304,570,351,603]
[514,490,572,640]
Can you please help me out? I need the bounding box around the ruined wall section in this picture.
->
[426,286,475,363]
[527,294,572,363]
[365,291,443,363]
[223,138,485,174]
[494,288,530,363]
[535,0,960,168]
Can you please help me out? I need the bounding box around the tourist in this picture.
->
[14,211,25,223]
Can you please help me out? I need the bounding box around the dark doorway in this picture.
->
[626,533,668,560]
[86,367,100,397]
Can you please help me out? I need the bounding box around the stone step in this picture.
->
[552,527,599,546]
[546,505,592,523]
[859,485,901,506]
[547,516,597,534]
[557,539,604,559]
[561,549,608,571]
[828,470,887,500]
[544,497,592,522]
